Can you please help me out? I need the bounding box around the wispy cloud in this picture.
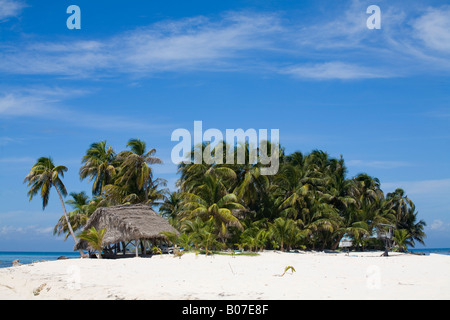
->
[0,12,282,77]
[281,62,390,80]
[0,136,16,146]
[382,178,450,196]
[0,93,60,117]
[413,6,450,53]
[0,0,25,21]
[429,219,450,231]
[1,4,450,80]
[0,224,53,236]
[281,2,450,79]
[0,86,88,117]
[0,86,175,132]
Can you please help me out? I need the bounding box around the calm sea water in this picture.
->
[409,248,450,256]
[0,252,81,269]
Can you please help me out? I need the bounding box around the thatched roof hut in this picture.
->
[74,204,178,252]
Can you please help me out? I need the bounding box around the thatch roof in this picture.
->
[74,204,178,251]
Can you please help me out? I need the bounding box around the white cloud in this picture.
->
[281,62,389,80]
[0,224,53,236]
[382,178,450,196]
[119,14,281,70]
[429,219,450,232]
[0,12,282,77]
[0,0,25,21]
[414,6,450,53]
[0,93,58,117]
[0,225,24,235]
[1,4,450,80]
[0,86,89,117]
[0,86,175,132]
[0,136,15,146]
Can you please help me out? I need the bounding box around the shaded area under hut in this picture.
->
[74,204,178,258]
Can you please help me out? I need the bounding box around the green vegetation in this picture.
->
[24,139,427,254]
[77,227,107,259]
[280,266,296,277]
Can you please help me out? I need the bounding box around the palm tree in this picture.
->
[232,143,269,211]
[179,217,208,249]
[181,174,245,238]
[268,217,302,251]
[386,188,426,247]
[117,139,162,202]
[54,191,91,240]
[77,227,106,259]
[393,229,410,252]
[336,221,370,248]
[178,142,236,193]
[80,141,116,196]
[160,191,183,220]
[318,156,356,212]
[274,164,311,221]
[24,157,81,251]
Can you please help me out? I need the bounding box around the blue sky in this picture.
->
[0,0,449,251]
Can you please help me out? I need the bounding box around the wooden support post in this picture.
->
[140,241,145,256]
[135,240,139,257]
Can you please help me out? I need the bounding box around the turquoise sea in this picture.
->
[0,252,81,269]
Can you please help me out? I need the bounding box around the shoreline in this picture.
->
[0,251,449,300]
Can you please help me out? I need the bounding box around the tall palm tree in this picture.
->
[178,142,236,193]
[117,139,162,202]
[24,157,81,252]
[387,189,426,247]
[232,143,270,211]
[318,156,356,212]
[274,164,312,221]
[80,141,117,196]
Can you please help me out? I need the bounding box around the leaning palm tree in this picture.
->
[24,157,82,253]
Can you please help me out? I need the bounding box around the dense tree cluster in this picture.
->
[26,139,426,253]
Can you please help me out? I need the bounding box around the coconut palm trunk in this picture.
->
[24,157,85,256]
[55,187,83,254]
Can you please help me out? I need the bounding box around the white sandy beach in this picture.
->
[0,251,449,300]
